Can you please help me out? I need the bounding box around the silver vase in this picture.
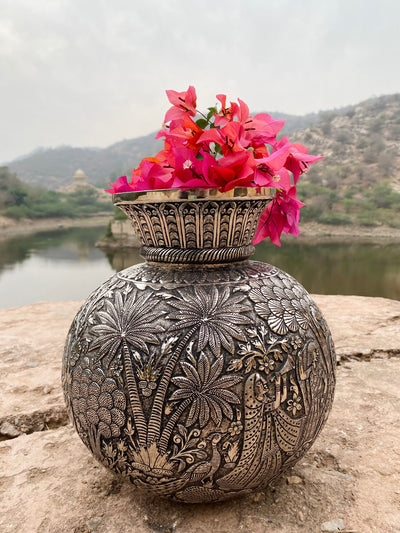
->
[62,188,336,503]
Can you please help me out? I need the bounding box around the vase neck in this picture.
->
[141,244,255,265]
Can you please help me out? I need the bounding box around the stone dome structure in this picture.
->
[60,169,95,193]
[73,169,88,183]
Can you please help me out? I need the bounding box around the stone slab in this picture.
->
[1,297,400,532]
[1,359,399,532]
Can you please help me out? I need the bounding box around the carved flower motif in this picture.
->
[259,357,275,374]
[170,352,242,428]
[228,420,243,436]
[71,357,126,438]
[287,392,302,416]
[168,286,251,356]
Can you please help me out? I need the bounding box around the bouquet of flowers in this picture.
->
[106,86,322,245]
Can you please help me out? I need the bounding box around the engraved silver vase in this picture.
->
[62,188,336,503]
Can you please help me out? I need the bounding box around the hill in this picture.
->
[290,94,400,227]
[6,133,163,190]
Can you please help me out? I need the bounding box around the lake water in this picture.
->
[1,225,400,309]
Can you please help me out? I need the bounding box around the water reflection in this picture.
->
[253,240,400,300]
[103,247,143,272]
[0,227,115,308]
[0,227,107,273]
[0,226,399,309]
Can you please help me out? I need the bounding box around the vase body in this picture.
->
[62,190,336,503]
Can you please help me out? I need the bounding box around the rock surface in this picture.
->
[1,296,400,533]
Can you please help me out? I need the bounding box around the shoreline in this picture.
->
[1,214,400,243]
[283,221,400,243]
[0,214,111,241]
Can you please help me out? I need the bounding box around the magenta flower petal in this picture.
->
[105,175,135,194]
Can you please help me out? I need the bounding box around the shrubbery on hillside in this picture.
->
[298,181,400,228]
[0,167,112,219]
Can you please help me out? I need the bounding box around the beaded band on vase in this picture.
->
[141,244,256,264]
[115,198,269,264]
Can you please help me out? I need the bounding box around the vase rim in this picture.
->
[113,187,272,204]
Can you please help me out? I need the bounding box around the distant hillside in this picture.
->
[291,94,400,227]
[7,133,163,190]
[291,94,400,190]
[6,112,330,190]
[0,166,112,220]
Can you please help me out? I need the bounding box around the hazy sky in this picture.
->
[1,0,400,163]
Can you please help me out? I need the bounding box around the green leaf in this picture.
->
[207,107,217,120]
[214,143,223,155]
[196,118,208,129]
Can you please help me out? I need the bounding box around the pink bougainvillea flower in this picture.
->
[131,149,171,184]
[242,113,285,147]
[160,115,204,151]
[133,159,174,190]
[253,187,305,246]
[209,151,255,191]
[215,94,239,126]
[254,166,292,191]
[221,121,248,152]
[170,148,217,189]
[105,175,135,194]
[253,141,292,189]
[237,98,250,123]
[130,149,174,190]
[197,126,224,147]
[281,186,305,236]
[218,150,255,180]
[253,199,287,246]
[198,121,247,154]
[169,146,203,186]
[208,165,237,191]
[285,142,324,183]
[164,85,197,123]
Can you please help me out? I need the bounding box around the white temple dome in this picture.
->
[73,169,87,182]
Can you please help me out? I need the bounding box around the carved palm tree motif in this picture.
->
[157,352,241,454]
[168,286,251,356]
[89,289,165,446]
[144,285,251,448]
[69,283,245,482]
[170,353,241,427]
[90,289,164,358]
